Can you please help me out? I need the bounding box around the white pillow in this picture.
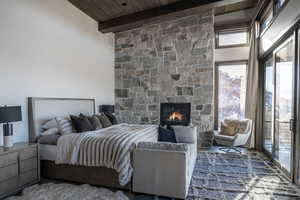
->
[172,126,197,144]
[42,119,58,130]
[41,127,59,136]
[55,117,73,135]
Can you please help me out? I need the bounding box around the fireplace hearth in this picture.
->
[160,103,191,126]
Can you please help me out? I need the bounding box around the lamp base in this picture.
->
[3,123,14,148]
[4,135,14,148]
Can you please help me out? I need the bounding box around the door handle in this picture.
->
[289,119,294,132]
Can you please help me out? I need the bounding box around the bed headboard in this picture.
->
[28,97,95,143]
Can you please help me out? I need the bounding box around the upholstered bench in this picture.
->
[133,126,197,199]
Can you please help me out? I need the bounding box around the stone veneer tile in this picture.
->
[115,11,215,148]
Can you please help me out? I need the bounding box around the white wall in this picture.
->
[0,0,115,144]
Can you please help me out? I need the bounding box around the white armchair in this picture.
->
[214,119,253,153]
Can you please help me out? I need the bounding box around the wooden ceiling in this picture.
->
[68,0,258,33]
[68,0,182,22]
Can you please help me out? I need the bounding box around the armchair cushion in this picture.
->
[214,133,236,142]
[224,119,249,134]
[220,122,236,136]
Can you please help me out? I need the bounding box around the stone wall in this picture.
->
[115,11,214,148]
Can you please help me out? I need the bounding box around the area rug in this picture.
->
[186,152,300,200]
[6,183,129,200]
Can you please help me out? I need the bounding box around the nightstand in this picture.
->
[0,143,40,199]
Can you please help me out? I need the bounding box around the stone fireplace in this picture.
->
[160,103,191,126]
[114,11,214,148]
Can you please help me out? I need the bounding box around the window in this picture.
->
[260,5,273,34]
[259,0,289,35]
[216,28,249,48]
[215,62,247,128]
[274,0,287,14]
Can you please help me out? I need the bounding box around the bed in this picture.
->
[28,97,158,190]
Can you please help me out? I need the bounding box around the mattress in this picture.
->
[39,144,57,161]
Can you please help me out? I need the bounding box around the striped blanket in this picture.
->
[56,123,158,186]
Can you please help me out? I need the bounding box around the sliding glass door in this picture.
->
[274,38,295,173]
[263,57,274,154]
[263,36,295,176]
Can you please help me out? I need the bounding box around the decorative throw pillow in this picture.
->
[220,122,236,136]
[104,113,118,125]
[172,126,197,144]
[97,114,112,128]
[55,117,73,135]
[41,127,59,136]
[224,119,248,133]
[79,114,101,130]
[38,134,60,145]
[158,126,177,143]
[70,115,94,133]
[42,119,58,130]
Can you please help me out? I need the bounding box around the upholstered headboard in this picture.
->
[28,97,95,143]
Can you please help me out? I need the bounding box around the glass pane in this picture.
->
[275,38,294,172]
[218,64,247,125]
[260,4,273,34]
[218,31,248,47]
[275,0,286,13]
[264,57,274,154]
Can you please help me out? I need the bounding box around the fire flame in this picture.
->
[168,112,183,121]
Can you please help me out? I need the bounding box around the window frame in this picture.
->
[259,0,290,37]
[215,26,250,49]
[214,60,248,130]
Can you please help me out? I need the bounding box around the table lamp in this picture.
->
[99,105,115,114]
[0,106,22,147]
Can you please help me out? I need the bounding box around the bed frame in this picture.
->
[28,97,131,190]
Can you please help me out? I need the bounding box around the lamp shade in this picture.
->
[99,105,114,113]
[0,106,22,123]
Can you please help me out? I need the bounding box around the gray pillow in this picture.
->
[172,126,197,144]
[85,115,103,130]
[97,114,112,128]
[55,117,73,135]
[38,134,60,145]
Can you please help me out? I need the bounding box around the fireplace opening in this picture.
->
[160,103,191,126]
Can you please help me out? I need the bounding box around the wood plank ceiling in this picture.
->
[68,0,258,33]
[68,0,182,22]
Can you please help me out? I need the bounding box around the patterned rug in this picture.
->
[187,152,300,200]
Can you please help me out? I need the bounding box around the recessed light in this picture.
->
[122,2,127,6]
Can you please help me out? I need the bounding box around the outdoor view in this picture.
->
[263,38,294,172]
[218,64,247,125]
[264,58,274,153]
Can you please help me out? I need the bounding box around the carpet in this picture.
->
[186,152,300,200]
[6,183,129,200]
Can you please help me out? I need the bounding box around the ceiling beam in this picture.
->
[98,0,254,33]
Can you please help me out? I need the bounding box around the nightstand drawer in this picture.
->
[20,169,38,186]
[0,163,18,182]
[19,147,37,160]
[20,157,38,173]
[0,152,18,168]
[0,177,18,197]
